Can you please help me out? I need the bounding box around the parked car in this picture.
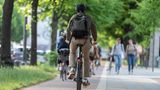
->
[12,46,30,66]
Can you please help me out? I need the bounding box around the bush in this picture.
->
[45,51,58,66]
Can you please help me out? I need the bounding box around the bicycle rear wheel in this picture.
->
[77,62,82,90]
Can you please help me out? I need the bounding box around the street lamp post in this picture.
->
[23,16,27,62]
[152,31,155,72]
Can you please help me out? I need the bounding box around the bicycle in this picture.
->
[75,44,83,90]
[57,48,69,81]
[59,62,67,81]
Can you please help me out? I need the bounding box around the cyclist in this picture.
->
[90,41,100,75]
[66,4,97,86]
[57,33,69,53]
[57,33,69,80]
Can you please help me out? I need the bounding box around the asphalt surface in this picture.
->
[22,61,160,90]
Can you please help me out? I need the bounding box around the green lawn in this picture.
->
[0,64,58,90]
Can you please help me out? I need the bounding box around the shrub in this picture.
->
[45,51,58,66]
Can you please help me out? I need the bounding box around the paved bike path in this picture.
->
[22,65,104,90]
[22,62,160,90]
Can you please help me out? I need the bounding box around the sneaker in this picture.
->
[131,70,133,74]
[82,79,90,87]
[128,71,131,75]
[116,71,119,75]
[67,68,75,80]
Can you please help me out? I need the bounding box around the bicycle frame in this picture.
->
[76,44,83,90]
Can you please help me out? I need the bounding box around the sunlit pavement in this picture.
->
[22,64,103,90]
[96,62,160,90]
[23,61,160,90]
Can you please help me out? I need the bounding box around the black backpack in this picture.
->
[71,14,89,39]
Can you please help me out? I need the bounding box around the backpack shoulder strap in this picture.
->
[121,44,124,51]
[84,15,87,31]
[134,45,137,51]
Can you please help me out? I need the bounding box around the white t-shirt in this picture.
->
[111,44,125,56]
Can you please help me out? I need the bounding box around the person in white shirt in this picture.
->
[111,38,125,74]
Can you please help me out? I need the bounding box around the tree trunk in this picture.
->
[51,11,58,51]
[30,0,39,65]
[1,0,14,67]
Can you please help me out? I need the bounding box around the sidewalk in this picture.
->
[22,61,160,90]
[97,62,160,90]
[22,64,104,90]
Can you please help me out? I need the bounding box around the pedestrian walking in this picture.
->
[126,39,137,74]
[111,38,125,74]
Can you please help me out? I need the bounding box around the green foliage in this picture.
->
[11,5,24,43]
[0,1,24,43]
[0,0,4,42]
[1,0,159,48]
[45,51,58,66]
[0,65,58,90]
[130,0,160,47]
[90,0,125,47]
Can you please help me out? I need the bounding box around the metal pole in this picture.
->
[152,31,155,72]
[23,16,27,62]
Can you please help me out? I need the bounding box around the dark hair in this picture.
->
[76,4,86,13]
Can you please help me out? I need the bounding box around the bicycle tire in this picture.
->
[77,62,82,90]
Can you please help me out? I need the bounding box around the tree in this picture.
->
[0,0,3,41]
[30,0,39,65]
[11,5,24,43]
[0,0,23,43]
[131,0,160,46]
[1,0,14,67]
[50,0,65,51]
[38,0,73,51]
[86,0,125,46]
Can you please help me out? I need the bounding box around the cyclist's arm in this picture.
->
[95,46,100,59]
[66,20,72,41]
[66,15,75,41]
[91,22,97,42]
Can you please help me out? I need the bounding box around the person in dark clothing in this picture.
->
[57,34,69,81]
[57,34,69,53]
[57,34,69,65]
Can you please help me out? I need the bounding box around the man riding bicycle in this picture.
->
[66,4,97,86]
